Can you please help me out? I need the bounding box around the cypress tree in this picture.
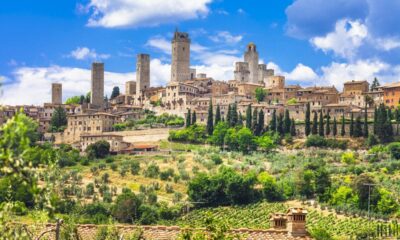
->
[354,115,362,137]
[373,107,378,135]
[191,110,197,125]
[363,104,369,138]
[325,111,331,136]
[290,118,296,136]
[226,104,232,126]
[277,113,284,135]
[252,108,258,132]
[231,103,238,126]
[215,104,221,126]
[341,113,346,137]
[238,113,243,126]
[318,111,324,137]
[349,113,354,137]
[246,104,252,129]
[283,109,291,134]
[270,109,277,132]
[255,109,264,136]
[206,100,213,135]
[333,117,337,137]
[186,109,191,128]
[385,107,394,142]
[395,108,400,135]
[305,102,311,136]
[312,111,318,135]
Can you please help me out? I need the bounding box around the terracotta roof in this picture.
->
[382,82,400,89]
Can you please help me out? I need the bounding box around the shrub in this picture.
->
[341,152,356,165]
[86,140,110,159]
[110,163,118,171]
[160,168,175,181]
[112,190,142,223]
[305,135,347,149]
[168,124,207,143]
[144,164,160,178]
[366,134,379,147]
[210,154,223,165]
[387,142,400,159]
[130,161,141,175]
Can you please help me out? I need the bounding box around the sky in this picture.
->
[1,0,400,105]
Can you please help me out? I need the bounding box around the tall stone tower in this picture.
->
[244,43,259,84]
[136,54,150,96]
[171,30,191,82]
[91,62,104,107]
[52,83,62,104]
[234,62,250,82]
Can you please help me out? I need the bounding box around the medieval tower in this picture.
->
[136,54,150,97]
[171,30,191,82]
[91,62,104,107]
[234,62,250,82]
[244,43,259,84]
[51,83,62,104]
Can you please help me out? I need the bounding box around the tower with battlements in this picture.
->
[244,43,259,84]
[136,54,150,97]
[52,83,62,104]
[234,62,250,83]
[91,62,104,108]
[171,30,191,82]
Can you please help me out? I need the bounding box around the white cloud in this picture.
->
[266,62,318,83]
[375,37,400,51]
[85,0,212,28]
[311,19,368,59]
[320,60,389,88]
[146,37,171,54]
[210,31,243,44]
[68,47,110,60]
[0,59,172,105]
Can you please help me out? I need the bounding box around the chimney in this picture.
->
[270,213,287,230]
[286,208,308,237]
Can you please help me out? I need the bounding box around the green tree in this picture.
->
[341,113,346,137]
[325,111,330,136]
[86,92,91,103]
[255,87,267,103]
[363,104,369,137]
[112,190,142,223]
[230,103,238,127]
[245,104,252,129]
[79,95,85,104]
[65,96,80,104]
[305,102,311,136]
[256,135,276,153]
[270,109,277,132]
[237,128,257,154]
[277,113,284,135]
[318,111,324,137]
[110,86,120,99]
[191,111,197,125]
[215,104,221,126]
[283,109,291,134]
[370,77,380,91]
[354,115,362,137]
[290,118,296,136]
[333,117,337,137]
[238,113,243,126]
[373,106,378,135]
[207,100,214,135]
[252,108,258,132]
[210,122,229,149]
[186,109,191,128]
[255,109,264,136]
[349,113,354,137]
[312,111,318,135]
[50,106,67,132]
[226,105,231,126]
[352,174,378,210]
[86,140,110,159]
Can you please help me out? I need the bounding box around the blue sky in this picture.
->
[1,0,400,105]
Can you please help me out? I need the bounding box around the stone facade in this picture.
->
[234,62,250,83]
[244,43,259,84]
[125,81,136,95]
[382,82,400,108]
[171,31,191,82]
[51,83,62,104]
[136,54,150,99]
[80,134,130,152]
[91,62,104,108]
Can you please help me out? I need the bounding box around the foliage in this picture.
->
[65,96,81,104]
[110,86,120,99]
[50,106,68,132]
[341,152,356,165]
[255,87,267,103]
[387,142,400,159]
[305,135,348,149]
[86,140,110,159]
[207,99,214,135]
[169,124,207,143]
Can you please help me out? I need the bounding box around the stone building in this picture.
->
[171,31,191,82]
[91,62,105,108]
[125,81,136,96]
[234,62,250,83]
[51,83,62,104]
[343,80,369,95]
[136,54,150,99]
[244,43,259,84]
[382,82,400,108]
[80,134,130,153]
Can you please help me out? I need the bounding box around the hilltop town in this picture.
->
[1,30,397,153]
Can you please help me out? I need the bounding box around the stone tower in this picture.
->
[244,43,259,84]
[51,83,62,104]
[125,81,136,95]
[234,62,250,82]
[136,54,150,97]
[91,62,104,107]
[171,30,191,82]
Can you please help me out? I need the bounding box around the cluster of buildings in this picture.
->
[1,29,399,149]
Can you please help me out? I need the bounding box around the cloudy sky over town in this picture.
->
[1,0,400,105]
